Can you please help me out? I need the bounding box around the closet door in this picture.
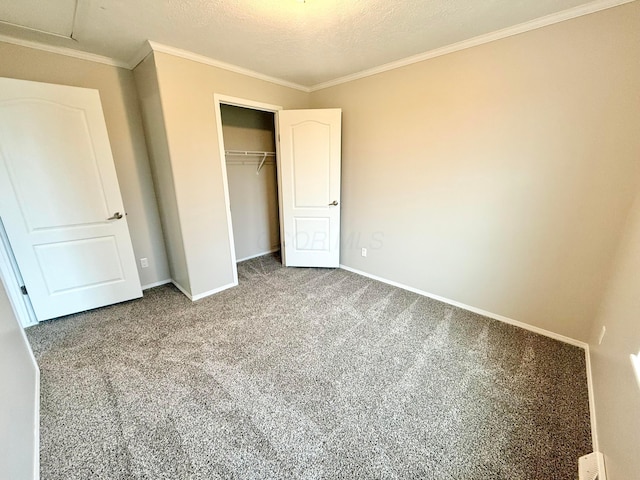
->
[277,109,341,268]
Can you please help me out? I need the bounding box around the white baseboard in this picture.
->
[584,346,599,452]
[141,279,172,290]
[192,282,237,301]
[171,279,237,301]
[170,280,191,299]
[236,247,280,263]
[339,264,587,349]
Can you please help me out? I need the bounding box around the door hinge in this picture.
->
[278,134,280,142]
[20,285,28,295]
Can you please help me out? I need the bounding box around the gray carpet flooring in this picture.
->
[26,253,592,479]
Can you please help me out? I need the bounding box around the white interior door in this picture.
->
[277,109,341,267]
[0,77,142,321]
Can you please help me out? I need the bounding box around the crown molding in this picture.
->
[309,0,637,92]
[0,33,129,69]
[145,41,311,93]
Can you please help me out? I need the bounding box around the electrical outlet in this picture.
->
[361,247,367,257]
[598,326,606,345]
[140,258,149,268]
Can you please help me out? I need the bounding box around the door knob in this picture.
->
[329,200,339,206]
[107,212,123,220]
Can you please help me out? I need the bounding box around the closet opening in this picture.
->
[215,95,284,283]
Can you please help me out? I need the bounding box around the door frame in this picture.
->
[0,220,38,328]
[213,94,284,284]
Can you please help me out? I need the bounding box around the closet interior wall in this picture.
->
[221,105,280,263]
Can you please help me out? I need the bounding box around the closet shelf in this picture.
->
[225,150,276,174]
[225,150,275,157]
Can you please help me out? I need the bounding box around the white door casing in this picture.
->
[277,109,341,268]
[0,77,142,321]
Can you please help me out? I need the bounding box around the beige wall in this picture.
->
[0,280,38,479]
[221,105,279,261]
[133,55,190,292]
[588,189,640,479]
[148,52,308,296]
[221,104,276,152]
[310,2,640,341]
[0,42,169,288]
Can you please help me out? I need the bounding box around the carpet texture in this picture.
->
[26,253,592,479]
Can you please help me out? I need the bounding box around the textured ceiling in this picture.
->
[0,0,620,87]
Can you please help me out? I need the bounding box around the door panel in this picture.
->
[34,236,124,294]
[278,109,341,267]
[294,217,331,252]
[1,100,110,230]
[0,77,142,321]
[292,121,331,207]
